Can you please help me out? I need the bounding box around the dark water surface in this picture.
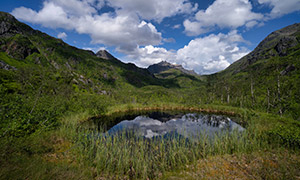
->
[86,111,244,140]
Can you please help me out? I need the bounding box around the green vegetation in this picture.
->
[1,12,300,179]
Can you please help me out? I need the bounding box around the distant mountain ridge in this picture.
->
[148,61,197,76]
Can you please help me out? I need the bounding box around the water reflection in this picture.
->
[107,113,244,139]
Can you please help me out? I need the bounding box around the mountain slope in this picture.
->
[0,11,167,91]
[147,61,204,88]
[208,23,300,118]
[221,23,300,75]
[0,11,188,136]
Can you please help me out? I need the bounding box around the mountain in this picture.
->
[0,11,208,137]
[148,61,197,76]
[0,11,165,91]
[1,10,299,126]
[96,50,116,60]
[209,23,300,118]
[221,23,300,75]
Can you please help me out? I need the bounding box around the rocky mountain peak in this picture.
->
[0,11,33,37]
[96,50,116,60]
[148,61,197,76]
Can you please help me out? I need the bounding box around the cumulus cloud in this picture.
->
[11,0,198,53]
[184,0,263,36]
[176,30,249,74]
[57,32,67,39]
[12,0,162,53]
[258,0,300,18]
[107,0,198,23]
[75,15,162,52]
[12,2,74,29]
[126,31,249,74]
[126,45,176,67]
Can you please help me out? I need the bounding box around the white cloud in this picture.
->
[11,0,198,53]
[57,32,67,39]
[75,14,162,52]
[184,0,263,36]
[12,0,162,53]
[172,24,181,29]
[258,0,300,18]
[126,31,249,74]
[50,0,98,16]
[82,46,106,53]
[107,0,198,22]
[163,38,176,43]
[12,2,74,29]
[176,30,249,74]
[125,45,176,67]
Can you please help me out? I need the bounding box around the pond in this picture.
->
[86,111,244,140]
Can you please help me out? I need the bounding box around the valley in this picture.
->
[1,11,300,179]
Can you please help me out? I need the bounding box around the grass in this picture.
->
[1,15,300,179]
[0,130,92,180]
[59,106,272,179]
[1,103,300,179]
[162,148,300,180]
[61,105,300,179]
[73,127,265,179]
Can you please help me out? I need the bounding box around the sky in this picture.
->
[0,0,299,74]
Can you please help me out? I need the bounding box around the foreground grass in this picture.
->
[62,105,300,179]
[0,131,92,180]
[1,105,300,179]
[163,149,300,180]
[73,127,265,179]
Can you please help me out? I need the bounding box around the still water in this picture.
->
[90,111,245,140]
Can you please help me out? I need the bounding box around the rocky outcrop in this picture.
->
[96,50,116,60]
[280,64,296,76]
[0,12,39,60]
[4,37,39,59]
[0,60,16,70]
[274,36,298,56]
[0,11,33,37]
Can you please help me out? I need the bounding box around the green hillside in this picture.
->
[208,23,300,119]
[0,11,209,136]
[1,11,300,179]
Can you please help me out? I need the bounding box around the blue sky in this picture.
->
[0,0,299,74]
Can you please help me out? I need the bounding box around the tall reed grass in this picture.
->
[73,121,269,179]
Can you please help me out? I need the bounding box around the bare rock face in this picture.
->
[0,12,39,59]
[275,36,298,56]
[0,12,33,37]
[0,12,20,35]
[96,50,115,60]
